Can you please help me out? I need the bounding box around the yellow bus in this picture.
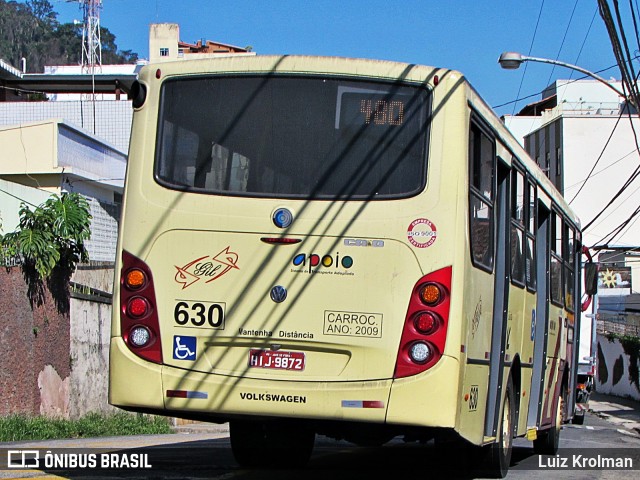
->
[109,55,588,477]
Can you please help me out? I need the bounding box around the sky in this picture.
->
[42,0,636,118]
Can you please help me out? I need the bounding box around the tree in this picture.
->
[0,0,138,72]
[1,192,92,310]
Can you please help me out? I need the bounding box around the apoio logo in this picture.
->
[292,253,354,273]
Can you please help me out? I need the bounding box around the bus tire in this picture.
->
[482,375,515,478]
[230,419,315,468]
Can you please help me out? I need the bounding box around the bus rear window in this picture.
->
[155,76,430,199]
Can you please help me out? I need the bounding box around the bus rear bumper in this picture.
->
[109,337,459,428]
[161,365,391,424]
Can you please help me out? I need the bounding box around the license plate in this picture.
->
[248,349,305,371]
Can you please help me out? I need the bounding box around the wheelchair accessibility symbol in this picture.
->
[173,336,196,360]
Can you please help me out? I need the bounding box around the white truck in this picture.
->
[574,312,596,424]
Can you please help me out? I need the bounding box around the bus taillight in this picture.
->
[413,311,441,335]
[120,250,163,364]
[394,266,452,378]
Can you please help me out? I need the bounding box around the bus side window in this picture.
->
[469,119,495,271]
[550,210,564,306]
[510,166,525,286]
[525,179,537,291]
[564,223,576,312]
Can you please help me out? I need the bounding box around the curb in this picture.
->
[590,409,640,436]
[172,422,229,435]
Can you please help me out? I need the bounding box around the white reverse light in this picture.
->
[130,326,151,347]
[409,342,431,363]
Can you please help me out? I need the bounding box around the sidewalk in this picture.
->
[589,391,640,434]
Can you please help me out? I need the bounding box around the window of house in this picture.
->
[160,47,169,57]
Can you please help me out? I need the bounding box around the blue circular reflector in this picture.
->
[273,208,293,228]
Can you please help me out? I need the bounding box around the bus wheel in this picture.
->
[230,419,315,468]
[533,396,562,455]
[482,376,515,478]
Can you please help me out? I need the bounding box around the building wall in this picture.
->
[0,122,58,174]
[149,23,180,63]
[68,264,116,417]
[0,267,71,417]
[524,119,563,191]
[0,101,132,152]
[0,179,51,234]
[596,333,640,401]
[562,115,640,253]
[0,262,119,418]
[58,125,127,185]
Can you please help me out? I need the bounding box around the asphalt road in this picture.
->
[1,410,639,479]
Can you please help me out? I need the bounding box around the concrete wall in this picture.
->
[0,178,51,234]
[0,122,59,174]
[0,262,116,419]
[0,267,71,417]
[68,263,116,417]
[596,333,640,401]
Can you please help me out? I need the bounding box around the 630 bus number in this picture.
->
[174,301,225,329]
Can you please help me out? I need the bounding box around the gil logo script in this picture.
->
[175,247,239,289]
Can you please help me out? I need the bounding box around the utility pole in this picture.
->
[80,0,103,75]
[68,0,103,133]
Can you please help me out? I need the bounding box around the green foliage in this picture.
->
[0,0,138,73]
[0,412,173,442]
[1,192,91,279]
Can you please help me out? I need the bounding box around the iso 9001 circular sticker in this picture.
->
[407,218,437,248]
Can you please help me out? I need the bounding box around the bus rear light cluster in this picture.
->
[120,250,163,364]
[394,266,452,378]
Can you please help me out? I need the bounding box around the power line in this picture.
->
[508,0,546,118]
[568,107,626,204]
[492,62,622,110]
[545,0,579,86]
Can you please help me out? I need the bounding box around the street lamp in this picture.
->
[498,51,627,99]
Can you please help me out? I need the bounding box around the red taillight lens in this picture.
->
[120,250,162,364]
[413,311,440,335]
[127,297,149,317]
[394,266,452,378]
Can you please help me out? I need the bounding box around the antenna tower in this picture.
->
[80,0,103,74]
